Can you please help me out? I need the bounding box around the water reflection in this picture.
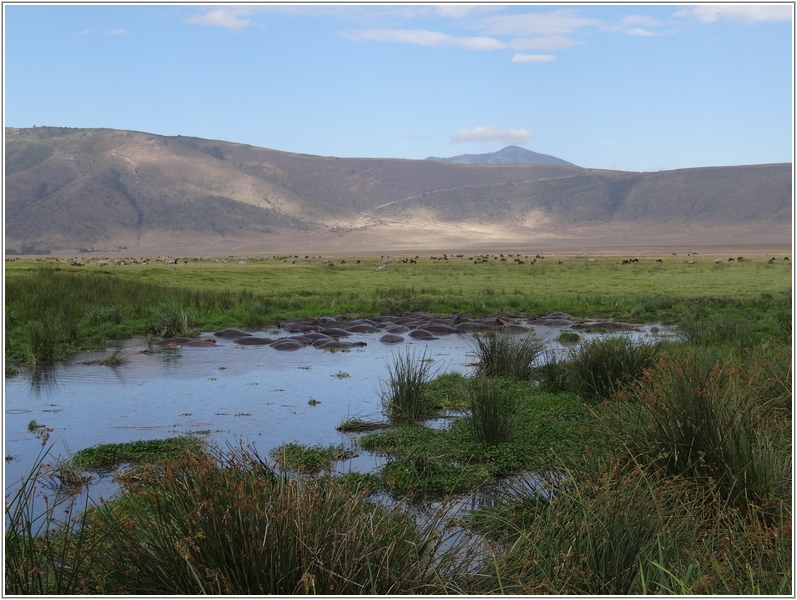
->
[28,366,60,396]
[6,320,675,522]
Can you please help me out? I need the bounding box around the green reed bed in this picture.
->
[464,454,791,595]
[566,336,663,402]
[465,379,514,447]
[606,348,792,509]
[66,447,475,595]
[378,348,441,421]
[470,328,545,380]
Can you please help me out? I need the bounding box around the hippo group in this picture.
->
[152,311,638,352]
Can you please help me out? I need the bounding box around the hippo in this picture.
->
[423,324,457,335]
[181,339,218,347]
[345,324,382,333]
[155,337,194,347]
[214,328,251,339]
[379,334,405,344]
[407,329,439,340]
[316,340,367,350]
[311,337,336,347]
[233,337,273,345]
[268,340,306,351]
[385,325,411,334]
[320,328,352,338]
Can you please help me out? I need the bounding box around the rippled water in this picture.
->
[4,321,674,509]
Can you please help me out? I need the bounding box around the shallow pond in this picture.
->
[4,317,675,509]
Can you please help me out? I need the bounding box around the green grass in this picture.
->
[71,436,203,470]
[470,328,545,380]
[4,256,790,366]
[4,253,792,595]
[378,348,441,421]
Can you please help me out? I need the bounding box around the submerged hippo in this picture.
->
[155,337,194,347]
[407,329,439,340]
[269,339,306,351]
[233,337,273,345]
[379,334,405,344]
[181,339,218,347]
[213,328,251,339]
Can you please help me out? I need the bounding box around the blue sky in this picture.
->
[4,3,793,171]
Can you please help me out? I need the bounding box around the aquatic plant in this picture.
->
[379,348,440,421]
[567,336,662,402]
[84,447,472,594]
[465,379,514,447]
[146,302,196,338]
[469,328,544,380]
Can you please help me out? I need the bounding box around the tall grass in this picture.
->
[608,349,791,508]
[23,312,80,365]
[379,348,440,420]
[679,314,762,349]
[470,328,544,380]
[465,380,514,446]
[567,336,662,402]
[83,447,469,594]
[146,302,196,338]
[4,447,120,595]
[466,447,792,595]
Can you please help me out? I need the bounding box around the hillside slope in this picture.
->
[4,127,791,254]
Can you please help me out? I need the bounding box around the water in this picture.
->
[4,320,674,512]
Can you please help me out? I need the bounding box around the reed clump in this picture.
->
[608,348,791,508]
[566,336,662,402]
[470,328,544,380]
[465,379,514,447]
[379,348,440,420]
[78,447,466,595]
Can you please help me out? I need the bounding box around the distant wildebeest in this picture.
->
[768,257,778,264]
[728,257,734,262]
[784,257,790,261]
[737,257,744,261]
[656,259,663,263]
[714,258,722,264]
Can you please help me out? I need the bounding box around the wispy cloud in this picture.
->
[451,126,533,145]
[674,5,792,23]
[344,28,505,50]
[511,53,556,63]
[187,7,257,29]
[106,29,126,36]
[509,35,580,50]
[627,28,657,37]
[483,9,604,36]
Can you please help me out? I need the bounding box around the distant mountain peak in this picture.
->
[426,146,577,167]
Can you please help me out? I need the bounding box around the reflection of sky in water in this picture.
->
[5,324,674,509]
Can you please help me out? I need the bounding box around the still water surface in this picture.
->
[5,322,672,506]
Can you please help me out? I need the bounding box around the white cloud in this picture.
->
[509,35,580,50]
[187,8,255,29]
[344,28,505,50]
[512,53,556,63]
[484,9,604,36]
[674,5,792,23]
[627,28,657,37]
[106,29,126,36]
[451,127,534,145]
[619,15,664,28]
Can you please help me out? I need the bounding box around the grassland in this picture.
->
[4,252,790,366]
[4,252,792,594]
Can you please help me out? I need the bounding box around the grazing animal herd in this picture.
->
[5,253,790,270]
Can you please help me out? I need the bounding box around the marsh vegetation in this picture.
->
[4,253,791,594]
